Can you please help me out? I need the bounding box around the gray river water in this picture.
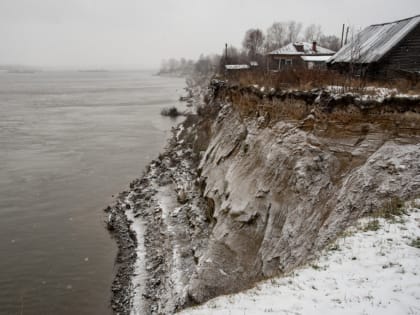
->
[0,70,185,314]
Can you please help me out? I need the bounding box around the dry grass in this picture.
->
[222,87,420,134]
[228,69,420,94]
[409,237,420,248]
[375,197,407,221]
[217,72,420,134]
[363,219,381,232]
[217,69,420,138]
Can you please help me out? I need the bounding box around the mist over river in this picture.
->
[0,70,185,314]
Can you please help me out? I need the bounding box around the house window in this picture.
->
[279,59,285,69]
[279,59,292,70]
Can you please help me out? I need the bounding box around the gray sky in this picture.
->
[1,0,419,69]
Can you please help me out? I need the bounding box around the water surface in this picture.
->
[0,70,185,314]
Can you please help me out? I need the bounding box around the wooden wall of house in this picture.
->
[268,55,306,70]
[375,23,420,77]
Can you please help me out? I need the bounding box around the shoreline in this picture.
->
[105,191,137,314]
[105,114,212,314]
[105,77,212,314]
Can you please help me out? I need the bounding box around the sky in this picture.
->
[0,0,419,69]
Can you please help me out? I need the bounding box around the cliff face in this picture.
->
[108,81,420,315]
[186,83,420,304]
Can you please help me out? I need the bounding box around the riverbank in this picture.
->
[105,77,215,314]
[106,77,420,314]
[106,112,214,314]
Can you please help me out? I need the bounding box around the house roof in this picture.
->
[329,15,420,64]
[301,56,332,62]
[268,42,335,56]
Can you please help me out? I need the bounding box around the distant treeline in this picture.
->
[158,58,195,76]
[159,55,221,78]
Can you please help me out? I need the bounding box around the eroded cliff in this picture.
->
[187,83,420,304]
[108,81,420,314]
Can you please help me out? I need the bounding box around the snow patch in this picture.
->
[156,186,186,298]
[179,205,420,315]
[125,193,147,315]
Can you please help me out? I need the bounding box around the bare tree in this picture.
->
[319,35,341,52]
[223,45,248,64]
[286,21,302,43]
[195,54,213,75]
[349,28,363,76]
[304,24,322,42]
[242,28,265,59]
[265,22,287,51]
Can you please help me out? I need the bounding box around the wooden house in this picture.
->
[328,15,420,79]
[267,42,335,71]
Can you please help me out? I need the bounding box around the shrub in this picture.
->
[363,219,381,232]
[376,197,407,221]
[409,237,420,249]
[160,106,183,117]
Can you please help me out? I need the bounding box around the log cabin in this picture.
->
[328,15,420,80]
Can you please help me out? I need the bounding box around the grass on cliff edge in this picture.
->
[227,69,420,94]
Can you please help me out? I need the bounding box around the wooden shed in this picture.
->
[328,15,420,79]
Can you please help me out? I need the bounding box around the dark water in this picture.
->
[0,71,185,315]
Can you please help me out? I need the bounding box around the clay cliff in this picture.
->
[108,80,420,314]
[187,82,420,305]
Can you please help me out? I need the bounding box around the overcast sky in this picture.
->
[0,0,419,69]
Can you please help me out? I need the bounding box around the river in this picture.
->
[0,70,185,314]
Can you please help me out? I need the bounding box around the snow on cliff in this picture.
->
[180,202,420,315]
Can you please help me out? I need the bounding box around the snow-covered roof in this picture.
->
[268,42,335,56]
[225,64,250,70]
[250,61,259,67]
[301,55,332,62]
[329,15,420,64]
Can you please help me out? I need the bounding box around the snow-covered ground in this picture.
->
[179,202,420,315]
[125,193,148,315]
[323,85,420,103]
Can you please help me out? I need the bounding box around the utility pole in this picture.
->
[341,24,345,48]
[225,43,228,63]
[345,26,350,45]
